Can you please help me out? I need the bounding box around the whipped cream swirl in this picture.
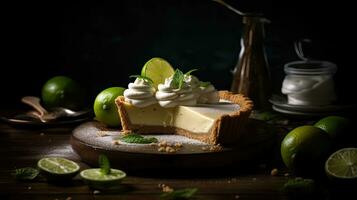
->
[184,74,201,98]
[124,78,156,107]
[198,83,220,104]
[155,76,197,108]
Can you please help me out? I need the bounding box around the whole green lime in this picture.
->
[281,125,332,175]
[41,76,85,110]
[94,87,125,127]
[314,116,350,139]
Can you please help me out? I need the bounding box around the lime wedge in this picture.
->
[37,157,80,180]
[141,57,175,89]
[325,148,357,180]
[80,168,126,189]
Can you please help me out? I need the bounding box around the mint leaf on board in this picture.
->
[98,154,111,175]
[129,75,154,84]
[13,167,39,180]
[199,81,211,88]
[184,69,198,76]
[160,188,198,200]
[121,133,158,144]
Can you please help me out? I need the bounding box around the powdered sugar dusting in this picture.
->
[72,122,219,154]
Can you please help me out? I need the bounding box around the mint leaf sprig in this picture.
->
[160,188,198,200]
[98,154,111,175]
[120,133,158,144]
[172,69,185,89]
[184,69,198,76]
[13,167,39,180]
[129,75,154,84]
[172,69,199,89]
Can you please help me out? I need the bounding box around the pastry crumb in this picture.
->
[159,183,174,193]
[158,147,166,152]
[65,197,72,200]
[157,141,183,153]
[201,146,209,151]
[174,142,183,147]
[203,144,222,152]
[93,190,101,195]
[235,194,240,199]
[158,140,168,147]
[284,173,290,177]
[112,140,120,145]
[96,131,109,137]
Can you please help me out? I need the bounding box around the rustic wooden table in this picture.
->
[0,112,354,200]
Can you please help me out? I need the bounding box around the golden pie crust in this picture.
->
[115,91,253,145]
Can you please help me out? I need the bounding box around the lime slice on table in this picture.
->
[325,148,357,181]
[141,57,175,89]
[80,168,126,189]
[37,157,80,180]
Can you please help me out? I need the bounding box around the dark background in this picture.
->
[2,0,356,108]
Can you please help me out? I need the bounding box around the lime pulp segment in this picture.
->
[38,157,80,174]
[80,168,126,181]
[325,148,357,179]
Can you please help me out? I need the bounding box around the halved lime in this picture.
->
[325,148,357,180]
[37,157,80,180]
[80,168,126,189]
[141,57,175,89]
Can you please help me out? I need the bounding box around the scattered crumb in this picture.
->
[28,186,32,190]
[284,173,290,177]
[201,146,209,151]
[158,140,168,147]
[112,140,120,145]
[159,183,174,193]
[48,139,52,143]
[252,178,257,181]
[209,144,223,152]
[93,190,101,195]
[65,197,72,200]
[40,133,45,136]
[96,131,109,137]
[201,144,222,152]
[174,142,183,147]
[157,140,183,153]
[271,168,279,176]
[227,180,231,183]
[158,147,166,152]
[165,146,176,153]
[235,195,240,199]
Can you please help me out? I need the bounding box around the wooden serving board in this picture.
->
[70,119,276,171]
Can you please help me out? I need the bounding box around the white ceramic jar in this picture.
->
[281,60,337,106]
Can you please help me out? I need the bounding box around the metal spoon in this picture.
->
[21,96,89,122]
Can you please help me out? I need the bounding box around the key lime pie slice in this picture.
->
[115,59,253,145]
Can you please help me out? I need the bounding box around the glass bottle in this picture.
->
[230,15,271,110]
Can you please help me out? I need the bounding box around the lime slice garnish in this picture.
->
[80,168,126,189]
[141,57,175,89]
[38,157,80,175]
[80,168,126,181]
[325,148,357,179]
